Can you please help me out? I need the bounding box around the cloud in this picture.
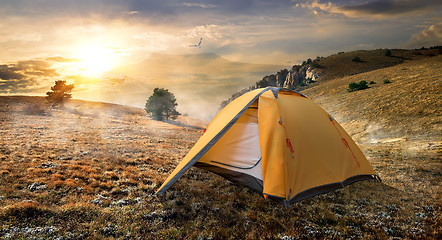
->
[0,60,59,78]
[66,74,126,87]
[0,65,26,80]
[187,24,223,40]
[16,60,59,77]
[46,57,79,63]
[0,78,39,94]
[126,11,139,15]
[0,33,42,42]
[132,31,179,51]
[0,59,60,94]
[180,2,217,9]
[296,0,442,18]
[405,22,442,48]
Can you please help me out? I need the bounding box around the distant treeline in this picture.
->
[415,45,442,50]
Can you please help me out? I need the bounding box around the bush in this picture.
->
[352,56,362,62]
[385,49,392,56]
[305,78,316,84]
[383,79,392,84]
[311,62,323,68]
[347,81,369,92]
[369,81,376,85]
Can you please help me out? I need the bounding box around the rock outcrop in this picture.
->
[256,74,277,88]
[222,59,321,108]
[283,65,320,89]
[306,66,320,81]
[256,69,289,88]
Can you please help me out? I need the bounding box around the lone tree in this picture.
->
[145,88,180,121]
[46,80,74,107]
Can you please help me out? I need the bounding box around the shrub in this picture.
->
[369,81,376,85]
[305,78,316,84]
[352,56,362,62]
[383,79,392,84]
[311,62,323,68]
[385,49,392,56]
[347,81,369,92]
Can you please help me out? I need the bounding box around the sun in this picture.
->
[74,45,117,76]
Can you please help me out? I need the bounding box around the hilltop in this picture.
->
[0,52,440,238]
[221,47,441,108]
[256,47,441,89]
[302,48,441,82]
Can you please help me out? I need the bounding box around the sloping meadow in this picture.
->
[1,55,441,240]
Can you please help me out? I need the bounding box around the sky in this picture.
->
[1,0,441,119]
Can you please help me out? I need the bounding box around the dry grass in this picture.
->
[0,55,441,239]
[310,48,442,82]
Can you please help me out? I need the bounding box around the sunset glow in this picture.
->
[74,46,117,77]
[0,0,441,119]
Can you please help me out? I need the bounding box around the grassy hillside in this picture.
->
[301,56,441,221]
[303,55,441,141]
[310,48,441,82]
[0,55,440,239]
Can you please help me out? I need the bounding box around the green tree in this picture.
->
[385,49,392,56]
[46,80,74,107]
[145,88,180,121]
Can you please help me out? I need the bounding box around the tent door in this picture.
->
[200,107,262,179]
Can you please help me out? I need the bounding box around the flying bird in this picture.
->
[189,38,202,48]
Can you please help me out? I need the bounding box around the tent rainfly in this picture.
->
[156,87,380,206]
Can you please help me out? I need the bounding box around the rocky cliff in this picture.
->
[256,59,321,90]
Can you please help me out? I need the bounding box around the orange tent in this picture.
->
[156,87,379,206]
